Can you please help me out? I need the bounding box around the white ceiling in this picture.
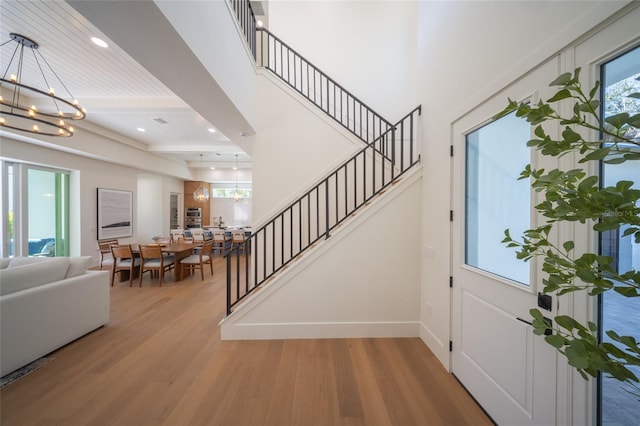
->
[0,0,265,169]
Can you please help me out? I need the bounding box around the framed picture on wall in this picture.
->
[97,188,133,240]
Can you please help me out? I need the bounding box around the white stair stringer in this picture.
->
[220,166,423,340]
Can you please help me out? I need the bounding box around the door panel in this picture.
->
[451,56,560,425]
[461,290,531,406]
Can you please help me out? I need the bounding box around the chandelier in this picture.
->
[0,33,86,137]
[193,154,210,202]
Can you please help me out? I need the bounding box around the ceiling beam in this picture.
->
[67,0,255,154]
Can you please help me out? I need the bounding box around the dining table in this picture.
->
[158,242,197,281]
[121,242,197,282]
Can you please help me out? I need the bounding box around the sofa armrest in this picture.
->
[0,270,110,376]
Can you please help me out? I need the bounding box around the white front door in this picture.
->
[451,57,561,425]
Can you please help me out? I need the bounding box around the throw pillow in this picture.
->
[8,256,52,268]
[0,258,10,269]
[66,256,93,278]
[0,257,70,296]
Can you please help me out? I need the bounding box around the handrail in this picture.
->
[228,0,257,58]
[224,5,421,316]
[226,106,421,315]
[256,28,394,146]
[227,1,391,146]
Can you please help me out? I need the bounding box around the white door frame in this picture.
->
[448,4,640,424]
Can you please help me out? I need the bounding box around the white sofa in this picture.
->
[0,256,110,377]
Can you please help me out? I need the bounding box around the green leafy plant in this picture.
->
[497,68,640,392]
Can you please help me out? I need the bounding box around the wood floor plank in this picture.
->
[263,339,302,426]
[0,256,492,425]
[348,339,394,426]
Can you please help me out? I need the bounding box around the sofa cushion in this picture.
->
[0,258,10,270]
[0,257,70,296]
[66,256,93,278]
[8,256,52,268]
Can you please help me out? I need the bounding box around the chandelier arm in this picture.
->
[10,46,25,114]
[35,48,77,99]
[0,33,85,136]
[32,48,53,95]
[0,42,20,81]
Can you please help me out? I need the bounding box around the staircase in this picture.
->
[226,1,421,316]
[256,28,394,146]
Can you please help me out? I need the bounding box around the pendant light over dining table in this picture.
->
[0,33,86,137]
[193,154,210,202]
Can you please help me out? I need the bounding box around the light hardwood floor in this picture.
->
[0,256,493,425]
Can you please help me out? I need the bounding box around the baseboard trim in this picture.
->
[420,322,450,370]
[221,321,421,340]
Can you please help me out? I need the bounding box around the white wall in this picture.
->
[155,0,257,130]
[137,174,184,241]
[222,172,422,339]
[2,136,184,266]
[251,72,362,225]
[417,0,632,367]
[268,0,418,121]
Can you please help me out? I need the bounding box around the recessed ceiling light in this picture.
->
[233,166,238,170]
[209,166,216,170]
[137,127,146,132]
[91,37,108,48]
[208,128,216,133]
[257,20,263,27]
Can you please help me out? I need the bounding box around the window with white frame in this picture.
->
[1,160,70,258]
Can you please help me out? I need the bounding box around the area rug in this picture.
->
[0,357,53,389]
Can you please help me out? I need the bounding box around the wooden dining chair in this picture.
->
[180,240,213,280]
[138,244,175,287]
[212,230,228,256]
[177,236,195,244]
[97,238,119,270]
[110,244,140,287]
[170,230,183,243]
[191,230,204,243]
[231,230,246,253]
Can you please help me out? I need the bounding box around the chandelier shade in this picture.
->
[0,33,86,137]
[193,186,210,202]
[193,154,210,202]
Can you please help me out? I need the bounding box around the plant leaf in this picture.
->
[547,89,572,103]
[549,72,573,87]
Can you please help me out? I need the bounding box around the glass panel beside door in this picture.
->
[599,45,640,426]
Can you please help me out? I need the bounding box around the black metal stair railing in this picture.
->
[225,1,420,316]
[228,0,257,58]
[226,106,421,315]
[227,1,392,148]
[256,28,394,146]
